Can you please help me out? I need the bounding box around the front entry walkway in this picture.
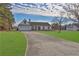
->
[24,31,79,56]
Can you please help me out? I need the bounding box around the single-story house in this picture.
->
[66,24,79,31]
[18,19,52,31]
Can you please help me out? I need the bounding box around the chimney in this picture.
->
[24,19,27,24]
[29,19,31,22]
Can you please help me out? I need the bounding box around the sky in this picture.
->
[11,3,76,25]
[11,3,54,23]
[13,13,53,23]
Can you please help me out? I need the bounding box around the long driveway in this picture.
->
[24,31,79,56]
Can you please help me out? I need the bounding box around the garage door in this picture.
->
[19,26,32,31]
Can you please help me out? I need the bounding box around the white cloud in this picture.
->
[11,7,62,17]
[11,3,71,18]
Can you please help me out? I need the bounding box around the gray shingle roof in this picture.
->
[18,20,50,26]
[30,22,50,26]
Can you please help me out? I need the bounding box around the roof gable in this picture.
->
[18,19,30,26]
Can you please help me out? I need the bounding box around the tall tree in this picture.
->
[61,3,79,23]
[0,3,14,31]
[50,3,79,32]
[51,4,66,32]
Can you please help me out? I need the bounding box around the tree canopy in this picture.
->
[0,3,14,30]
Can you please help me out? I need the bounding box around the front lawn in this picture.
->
[39,31,79,43]
[0,32,26,56]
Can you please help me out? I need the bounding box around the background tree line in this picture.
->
[51,3,79,32]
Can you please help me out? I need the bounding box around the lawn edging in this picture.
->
[23,32,29,56]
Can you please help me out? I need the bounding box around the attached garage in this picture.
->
[18,20,32,31]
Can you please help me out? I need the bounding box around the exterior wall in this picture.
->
[72,26,78,31]
[18,25,52,31]
[37,26,51,30]
[44,26,47,30]
[36,26,39,30]
[32,25,37,30]
[66,25,78,31]
[44,26,50,30]
[32,25,51,30]
[40,26,43,30]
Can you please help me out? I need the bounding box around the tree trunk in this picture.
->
[58,18,62,33]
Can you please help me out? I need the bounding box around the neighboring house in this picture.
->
[18,19,52,31]
[66,24,79,31]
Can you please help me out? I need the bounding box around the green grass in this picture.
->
[0,32,26,56]
[39,31,79,43]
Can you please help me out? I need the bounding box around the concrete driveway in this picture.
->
[24,31,79,56]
